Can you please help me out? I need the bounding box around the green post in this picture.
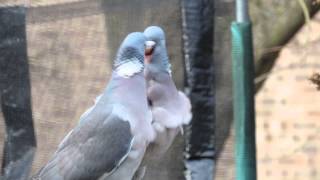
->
[231,0,257,180]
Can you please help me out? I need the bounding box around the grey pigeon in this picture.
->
[133,26,192,179]
[32,32,155,180]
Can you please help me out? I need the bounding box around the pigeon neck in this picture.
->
[146,62,171,77]
[114,58,144,78]
[107,71,145,91]
[150,48,171,76]
[104,72,148,108]
[102,72,155,142]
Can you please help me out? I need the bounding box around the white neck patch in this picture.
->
[166,63,172,76]
[116,58,144,78]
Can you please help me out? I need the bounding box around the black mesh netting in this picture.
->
[0,1,186,179]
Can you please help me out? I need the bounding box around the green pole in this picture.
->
[231,0,257,180]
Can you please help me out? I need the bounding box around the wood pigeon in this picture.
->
[32,32,156,180]
[133,26,192,179]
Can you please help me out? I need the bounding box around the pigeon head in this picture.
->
[144,26,171,74]
[114,32,146,77]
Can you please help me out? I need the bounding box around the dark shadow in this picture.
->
[0,6,36,180]
[181,0,215,179]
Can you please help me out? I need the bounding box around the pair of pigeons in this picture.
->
[32,26,191,180]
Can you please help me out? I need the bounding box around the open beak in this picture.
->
[145,41,156,64]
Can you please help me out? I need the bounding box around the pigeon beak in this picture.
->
[145,41,156,64]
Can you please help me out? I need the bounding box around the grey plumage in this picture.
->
[134,26,192,179]
[34,115,132,180]
[33,32,155,180]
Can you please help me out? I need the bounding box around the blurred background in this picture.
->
[0,0,319,180]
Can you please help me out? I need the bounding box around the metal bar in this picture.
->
[232,0,257,179]
[231,22,257,180]
[236,0,249,23]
